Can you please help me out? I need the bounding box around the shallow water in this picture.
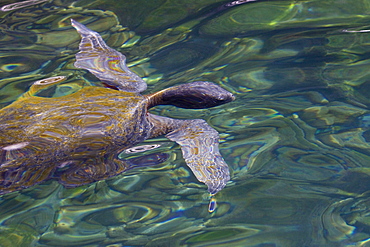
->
[1,0,370,246]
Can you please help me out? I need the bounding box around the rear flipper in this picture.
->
[149,114,230,195]
[0,164,55,194]
[0,141,57,194]
[56,156,129,188]
[56,153,169,188]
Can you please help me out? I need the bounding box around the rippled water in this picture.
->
[1,0,370,246]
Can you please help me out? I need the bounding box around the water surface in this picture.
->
[1,0,370,246]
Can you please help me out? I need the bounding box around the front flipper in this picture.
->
[149,115,230,195]
[71,19,147,93]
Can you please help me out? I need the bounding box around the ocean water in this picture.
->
[1,0,370,246]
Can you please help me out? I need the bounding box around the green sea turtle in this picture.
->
[0,20,234,196]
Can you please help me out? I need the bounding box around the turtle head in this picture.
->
[20,76,67,99]
[147,81,235,109]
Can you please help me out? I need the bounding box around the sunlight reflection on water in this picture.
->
[1,0,370,246]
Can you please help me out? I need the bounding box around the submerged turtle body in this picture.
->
[1,84,150,156]
[0,80,151,189]
[0,20,234,195]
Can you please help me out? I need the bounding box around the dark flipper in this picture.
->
[146,81,234,109]
[71,19,147,93]
[149,114,230,195]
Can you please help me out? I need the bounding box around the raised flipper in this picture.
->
[71,19,147,93]
[149,114,230,195]
[146,81,235,109]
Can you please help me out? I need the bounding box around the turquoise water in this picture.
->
[1,0,370,246]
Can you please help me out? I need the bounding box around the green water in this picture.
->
[1,0,370,246]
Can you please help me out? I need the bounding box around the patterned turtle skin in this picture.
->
[0,20,234,195]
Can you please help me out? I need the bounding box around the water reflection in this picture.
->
[1,0,49,11]
[1,0,370,246]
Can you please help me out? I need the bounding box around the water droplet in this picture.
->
[208,196,217,213]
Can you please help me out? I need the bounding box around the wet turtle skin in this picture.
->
[0,20,234,195]
[0,78,152,191]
